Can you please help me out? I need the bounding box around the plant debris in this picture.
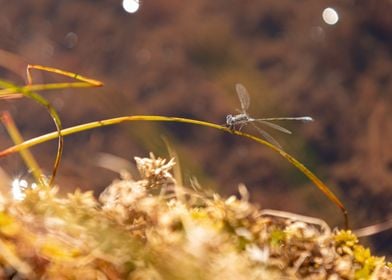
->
[0,154,390,279]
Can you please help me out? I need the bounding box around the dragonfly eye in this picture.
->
[226,114,233,124]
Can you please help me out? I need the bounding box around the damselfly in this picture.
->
[226,83,313,147]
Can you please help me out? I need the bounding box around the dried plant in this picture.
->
[0,154,390,279]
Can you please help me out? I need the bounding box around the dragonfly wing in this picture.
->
[235,83,250,111]
[250,122,282,148]
[254,120,292,134]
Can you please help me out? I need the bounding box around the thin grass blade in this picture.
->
[0,111,44,185]
[0,80,63,186]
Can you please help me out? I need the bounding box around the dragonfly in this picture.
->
[225,83,313,148]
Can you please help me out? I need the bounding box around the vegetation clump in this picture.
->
[0,153,390,279]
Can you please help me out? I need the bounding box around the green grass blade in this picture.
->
[0,80,63,186]
[0,111,44,185]
[27,64,103,87]
[0,82,102,97]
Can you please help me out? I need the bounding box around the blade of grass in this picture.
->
[0,65,103,185]
[162,136,184,202]
[162,137,183,187]
[0,80,63,187]
[0,64,102,98]
[353,218,392,237]
[27,64,103,87]
[0,111,44,185]
[0,115,349,228]
[0,82,102,97]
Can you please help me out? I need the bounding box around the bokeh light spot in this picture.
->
[11,178,27,201]
[322,7,339,25]
[64,32,78,49]
[122,0,140,14]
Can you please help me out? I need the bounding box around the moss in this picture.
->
[269,229,286,247]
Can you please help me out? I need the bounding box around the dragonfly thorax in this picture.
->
[226,113,249,126]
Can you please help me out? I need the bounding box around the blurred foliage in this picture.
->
[0,154,390,279]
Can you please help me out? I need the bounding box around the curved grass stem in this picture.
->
[0,115,349,228]
[0,64,103,186]
[0,80,63,186]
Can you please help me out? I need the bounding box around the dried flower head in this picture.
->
[134,152,176,188]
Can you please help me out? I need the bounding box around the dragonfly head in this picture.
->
[226,114,234,125]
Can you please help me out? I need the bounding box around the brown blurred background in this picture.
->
[0,1,391,257]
